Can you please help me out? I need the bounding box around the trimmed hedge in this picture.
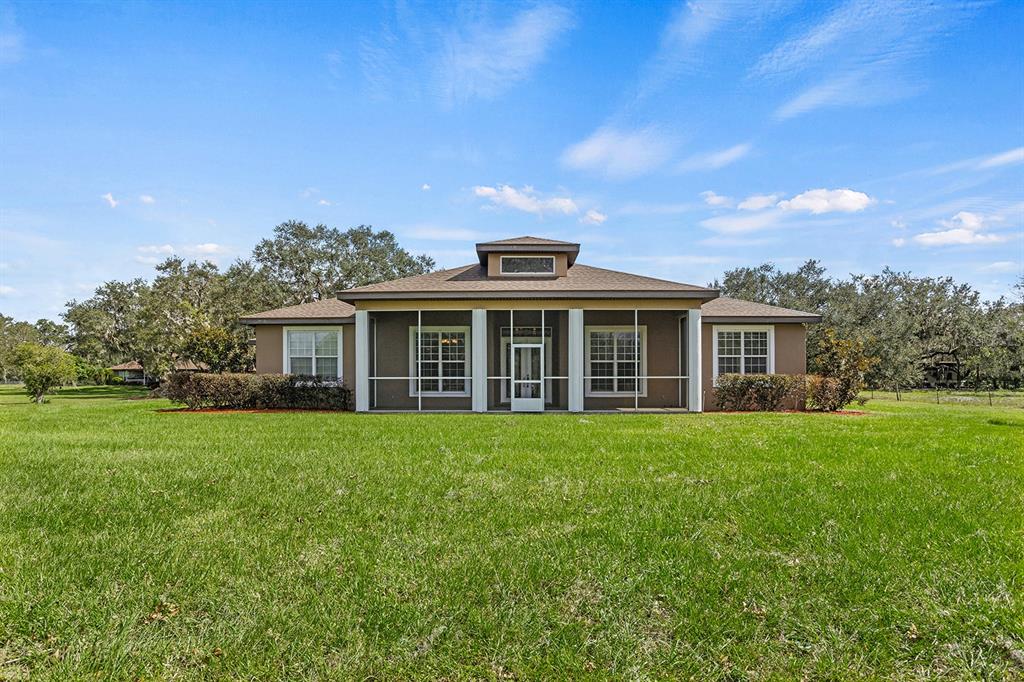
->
[805,375,846,412]
[163,372,351,411]
[715,373,802,411]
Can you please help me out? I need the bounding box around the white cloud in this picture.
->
[700,191,732,208]
[437,4,574,105]
[473,184,578,216]
[928,147,1024,175]
[977,147,1024,169]
[0,284,16,296]
[677,143,751,172]
[700,210,784,234]
[300,187,319,198]
[891,237,906,247]
[580,209,607,225]
[421,183,431,191]
[137,244,174,255]
[139,195,155,204]
[186,243,226,255]
[406,226,483,241]
[101,192,118,208]
[737,194,779,211]
[777,188,874,214]
[979,261,1019,273]
[317,199,331,206]
[561,127,676,179]
[912,211,1008,247]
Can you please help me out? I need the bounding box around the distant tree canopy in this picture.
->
[716,265,1023,391]
[55,223,434,377]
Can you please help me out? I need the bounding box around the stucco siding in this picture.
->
[254,325,284,374]
[701,322,807,410]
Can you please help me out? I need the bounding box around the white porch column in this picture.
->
[568,308,584,412]
[471,309,487,412]
[355,310,369,412]
[686,308,702,412]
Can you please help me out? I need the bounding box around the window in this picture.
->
[713,326,773,380]
[285,328,341,381]
[585,326,646,396]
[500,256,555,275]
[408,327,470,395]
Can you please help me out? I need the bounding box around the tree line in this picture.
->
[716,261,1023,393]
[0,222,434,383]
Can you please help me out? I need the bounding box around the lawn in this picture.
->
[1,385,1021,680]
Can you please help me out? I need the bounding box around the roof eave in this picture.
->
[702,315,822,324]
[240,316,355,325]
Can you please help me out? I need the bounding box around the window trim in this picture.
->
[711,325,775,382]
[498,327,554,404]
[584,325,647,397]
[499,255,556,276]
[407,325,471,397]
[282,326,343,382]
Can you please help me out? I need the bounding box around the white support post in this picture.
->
[355,310,369,412]
[687,308,702,412]
[471,309,487,412]
[568,308,584,412]
[417,310,422,412]
[634,308,639,411]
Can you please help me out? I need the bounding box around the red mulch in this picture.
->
[717,409,867,416]
[156,407,342,414]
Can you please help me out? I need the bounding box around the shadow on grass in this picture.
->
[57,386,153,400]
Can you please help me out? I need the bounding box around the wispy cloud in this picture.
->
[677,143,751,172]
[137,244,174,255]
[138,194,155,204]
[406,225,484,241]
[359,4,573,107]
[755,0,979,119]
[700,190,732,207]
[737,194,779,211]
[561,126,676,179]
[473,185,578,216]
[101,192,118,208]
[927,146,1024,175]
[912,211,1009,247]
[777,188,874,214]
[135,243,228,265]
[701,210,785,234]
[421,183,431,191]
[580,209,607,225]
[617,201,701,216]
[979,261,1019,273]
[0,284,17,296]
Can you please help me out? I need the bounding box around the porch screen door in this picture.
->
[511,343,544,412]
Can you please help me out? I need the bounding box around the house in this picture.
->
[240,236,820,412]
[108,359,209,386]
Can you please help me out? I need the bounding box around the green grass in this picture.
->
[862,388,1024,409]
[1,386,1022,680]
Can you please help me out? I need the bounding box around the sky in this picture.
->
[1,0,1022,322]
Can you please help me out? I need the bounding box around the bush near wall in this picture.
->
[715,374,803,411]
[163,373,351,411]
[804,375,847,412]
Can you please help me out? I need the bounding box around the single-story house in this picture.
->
[240,236,820,412]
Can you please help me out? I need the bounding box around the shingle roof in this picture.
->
[239,298,356,324]
[338,263,717,300]
[109,360,143,371]
[108,360,210,371]
[477,236,579,246]
[701,296,821,322]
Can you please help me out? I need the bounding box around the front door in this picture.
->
[511,343,544,412]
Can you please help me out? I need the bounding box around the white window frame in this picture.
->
[711,325,775,382]
[584,325,647,397]
[498,327,554,404]
[282,326,343,382]
[499,255,556,276]
[407,326,471,397]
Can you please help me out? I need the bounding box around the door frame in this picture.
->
[510,342,544,412]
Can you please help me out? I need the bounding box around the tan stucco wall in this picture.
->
[701,322,807,411]
[253,324,355,390]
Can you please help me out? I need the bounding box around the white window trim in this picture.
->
[711,324,775,382]
[282,326,344,382]
[584,325,647,397]
[499,255,556,277]
[498,328,554,404]
[407,325,471,397]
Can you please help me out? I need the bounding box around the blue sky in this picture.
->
[1,0,1022,322]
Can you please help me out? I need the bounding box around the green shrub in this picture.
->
[14,342,78,403]
[715,373,802,411]
[163,372,351,411]
[810,328,873,409]
[805,375,846,411]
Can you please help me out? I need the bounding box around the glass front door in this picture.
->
[511,343,544,412]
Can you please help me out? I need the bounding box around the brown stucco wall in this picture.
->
[253,325,284,374]
[701,322,807,411]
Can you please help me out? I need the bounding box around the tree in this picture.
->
[809,328,873,406]
[0,315,41,382]
[181,326,252,373]
[34,319,71,348]
[14,342,78,403]
[253,222,435,303]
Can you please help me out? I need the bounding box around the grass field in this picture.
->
[1,385,1022,680]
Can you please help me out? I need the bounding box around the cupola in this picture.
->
[475,236,580,278]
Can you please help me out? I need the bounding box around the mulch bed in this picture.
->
[156,407,344,414]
